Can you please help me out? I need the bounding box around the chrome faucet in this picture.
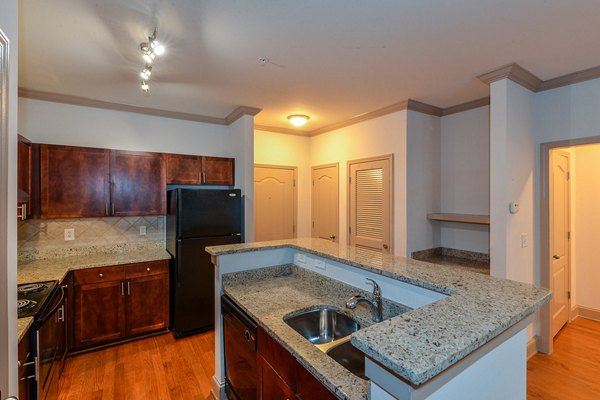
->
[346,278,383,323]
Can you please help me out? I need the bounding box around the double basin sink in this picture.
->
[284,306,366,379]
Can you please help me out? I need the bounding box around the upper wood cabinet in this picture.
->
[40,144,110,218]
[110,150,166,216]
[166,154,234,186]
[17,135,33,220]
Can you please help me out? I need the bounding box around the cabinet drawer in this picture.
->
[74,266,125,284]
[125,260,169,279]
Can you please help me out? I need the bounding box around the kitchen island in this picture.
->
[208,238,550,400]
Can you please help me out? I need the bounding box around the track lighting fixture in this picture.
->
[137,28,166,94]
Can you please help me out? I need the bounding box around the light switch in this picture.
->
[296,253,307,266]
[521,233,528,248]
[139,226,147,235]
[64,228,75,241]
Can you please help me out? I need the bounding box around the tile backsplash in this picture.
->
[18,216,166,251]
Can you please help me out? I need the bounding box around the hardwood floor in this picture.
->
[528,317,600,400]
[58,330,215,400]
[58,318,599,399]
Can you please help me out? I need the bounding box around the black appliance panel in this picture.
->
[171,235,241,337]
[175,188,242,238]
[222,295,258,400]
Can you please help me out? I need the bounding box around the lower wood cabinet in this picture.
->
[73,260,169,349]
[257,327,337,400]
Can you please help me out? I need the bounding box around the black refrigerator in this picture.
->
[166,188,242,338]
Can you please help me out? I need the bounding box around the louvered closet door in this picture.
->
[348,157,392,253]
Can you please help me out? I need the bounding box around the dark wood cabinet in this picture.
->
[40,144,110,218]
[73,260,169,349]
[259,355,297,400]
[201,156,234,185]
[110,150,166,216]
[166,154,234,185]
[166,153,202,184]
[17,135,33,220]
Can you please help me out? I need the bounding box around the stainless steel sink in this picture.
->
[326,340,366,380]
[284,307,360,345]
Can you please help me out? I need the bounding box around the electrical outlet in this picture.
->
[315,260,326,270]
[521,233,528,248]
[296,253,307,266]
[64,228,75,241]
[139,226,147,235]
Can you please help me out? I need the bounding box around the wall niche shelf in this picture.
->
[427,213,490,225]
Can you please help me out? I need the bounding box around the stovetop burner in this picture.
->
[18,283,48,295]
[17,299,37,313]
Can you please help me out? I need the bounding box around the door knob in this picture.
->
[553,255,560,259]
[383,244,389,250]
[329,234,336,241]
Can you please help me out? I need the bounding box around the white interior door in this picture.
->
[254,165,297,242]
[348,156,392,253]
[549,149,571,338]
[311,164,339,242]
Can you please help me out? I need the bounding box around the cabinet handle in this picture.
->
[127,281,131,296]
[105,202,109,215]
[17,203,26,221]
[202,172,206,183]
[58,305,65,322]
[121,281,125,296]
[111,203,115,216]
[98,273,104,278]
[146,267,151,272]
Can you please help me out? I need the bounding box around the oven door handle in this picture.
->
[39,285,65,323]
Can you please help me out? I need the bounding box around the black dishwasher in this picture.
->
[222,295,258,400]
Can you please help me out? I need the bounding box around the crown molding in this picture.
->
[478,63,542,92]
[538,64,600,92]
[225,105,263,124]
[254,124,311,136]
[441,97,490,116]
[18,88,262,126]
[406,99,443,117]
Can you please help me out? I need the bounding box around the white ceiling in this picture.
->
[18,0,600,132]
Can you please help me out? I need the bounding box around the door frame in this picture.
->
[346,154,393,251]
[254,164,298,238]
[311,162,339,241]
[540,135,600,354]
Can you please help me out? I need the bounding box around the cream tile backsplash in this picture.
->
[18,216,166,251]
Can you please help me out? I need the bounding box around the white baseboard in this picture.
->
[211,375,226,400]
[526,336,539,359]
[571,305,600,321]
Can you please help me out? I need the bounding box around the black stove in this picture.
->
[17,280,58,318]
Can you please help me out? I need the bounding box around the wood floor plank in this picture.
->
[527,318,600,400]
[58,331,215,400]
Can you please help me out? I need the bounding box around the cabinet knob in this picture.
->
[98,273,104,278]
[146,267,151,271]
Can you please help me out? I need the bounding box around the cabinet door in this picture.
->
[74,280,125,348]
[56,282,69,376]
[201,156,234,185]
[125,273,169,336]
[110,150,166,216]
[17,135,32,219]
[259,356,296,400]
[18,329,31,400]
[296,364,337,400]
[166,153,201,184]
[40,144,110,218]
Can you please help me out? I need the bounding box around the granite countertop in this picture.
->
[18,317,34,343]
[223,265,413,400]
[18,244,172,284]
[208,238,551,386]
[412,247,490,275]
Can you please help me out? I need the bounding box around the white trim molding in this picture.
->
[571,305,600,322]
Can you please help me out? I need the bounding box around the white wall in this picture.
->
[0,0,19,394]
[406,110,441,254]
[440,106,490,253]
[571,144,600,311]
[490,80,535,286]
[309,111,409,256]
[229,115,255,241]
[254,130,311,237]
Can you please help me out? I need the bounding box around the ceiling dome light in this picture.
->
[141,80,150,92]
[287,114,310,127]
[140,65,152,80]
